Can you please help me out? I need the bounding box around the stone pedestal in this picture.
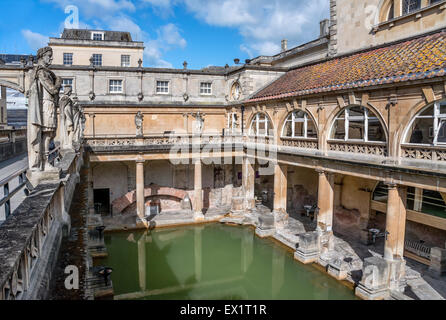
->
[230,196,245,217]
[429,247,446,276]
[355,256,406,300]
[26,169,62,189]
[272,210,289,230]
[327,254,349,280]
[255,213,275,238]
[294,232,320,264]
[355,256,390,300]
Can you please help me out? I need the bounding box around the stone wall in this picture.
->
[0,150,83,300]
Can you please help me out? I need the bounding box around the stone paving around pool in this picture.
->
[100,206,446,300]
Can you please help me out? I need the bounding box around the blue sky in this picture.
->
[0,0,329,69]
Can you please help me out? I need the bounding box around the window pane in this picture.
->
[349,106,364,118]
[440,102,446,115]
[332,119,345,139]
[295,111,305,118]
[307,120,317,139]
[403,0,421,14]
[407,118,434,144]
[368,118,386,142]
[348,119,365,140]
[294,121,304,137]
[283,121,292,137]
[438,121,446,143]
[420,105,434,117]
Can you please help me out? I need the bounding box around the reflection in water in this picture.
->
[103,224,356,300]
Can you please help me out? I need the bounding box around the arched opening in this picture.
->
[404,100,446,146]
[329,105,386,142]
[249,112,273,137]
[371,182,446,249]
[281,110,318,139]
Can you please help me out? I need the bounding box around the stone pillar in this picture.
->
[413,187,423,211]
[136,160,145,220]
[316,169,334,233]
[429,247,446,276]
[273,162,288,229]
[87,160,95,214]
[242,156,255,210]
[194,158,204,220]
[384,184,407,261]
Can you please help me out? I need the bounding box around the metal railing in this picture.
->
[405,239,431,260]
[0,167,28,223]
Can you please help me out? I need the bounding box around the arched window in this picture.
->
[281,110,317,139]
[405,101,446,146]
[249,113,273,137]
[330,106,386,142]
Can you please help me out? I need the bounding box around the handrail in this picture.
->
[0,166,28,221]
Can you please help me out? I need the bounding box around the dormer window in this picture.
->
[92,32,104,41]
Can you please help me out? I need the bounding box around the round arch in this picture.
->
[325,104,388,143]
[247,111,275,137]
[378,0,395,23]
[279,109,319,139]
[400,99,446,147]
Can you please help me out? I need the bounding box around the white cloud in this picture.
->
[22,30,49,51]
[144,0,330,57]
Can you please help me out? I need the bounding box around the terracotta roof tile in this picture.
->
[249,31,446,103]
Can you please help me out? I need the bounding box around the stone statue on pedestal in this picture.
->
[59,86,74,150]
[27,46,62,172]
[135,111,144,137]
[72,96,83,147]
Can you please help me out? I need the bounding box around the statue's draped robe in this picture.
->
[60,95,73,148]
[27,67,44,169]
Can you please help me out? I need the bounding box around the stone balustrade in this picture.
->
[0,149,83,300]
[281,137,318,150]
[401,144,446,162]
[328,140,388,157]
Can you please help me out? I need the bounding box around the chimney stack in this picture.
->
[281,39,288,52]
[320,19,329,38]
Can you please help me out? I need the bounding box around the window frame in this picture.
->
[91,32,104,41]
[121,55,130,67]
[156,80,170,95]
[63,53,73,66]
[329,106,386,143]
[249,113,273,137]
[402,0,422,15]
[200,82,212,95]
[108,79,124,94]
[405,101,446,146]
[92,54,102,67]
[281,111,317,139]
[60,78,74,92]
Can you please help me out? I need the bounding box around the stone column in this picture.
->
[384,184,407,261]
[273,162,288,229]
[194,158,204,220]
[87,160,95,214]
[242,156,255,210]
[316,169,334,233]
[413,187,423,212]
[136,160,145,220]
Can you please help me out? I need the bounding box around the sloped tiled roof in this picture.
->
[249,30,446,103]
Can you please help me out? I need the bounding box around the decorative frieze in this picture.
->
[401,144,446,162]
[328,141,387,156]
[281,138,318,150]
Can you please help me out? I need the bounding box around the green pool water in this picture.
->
[102,224,357,300]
